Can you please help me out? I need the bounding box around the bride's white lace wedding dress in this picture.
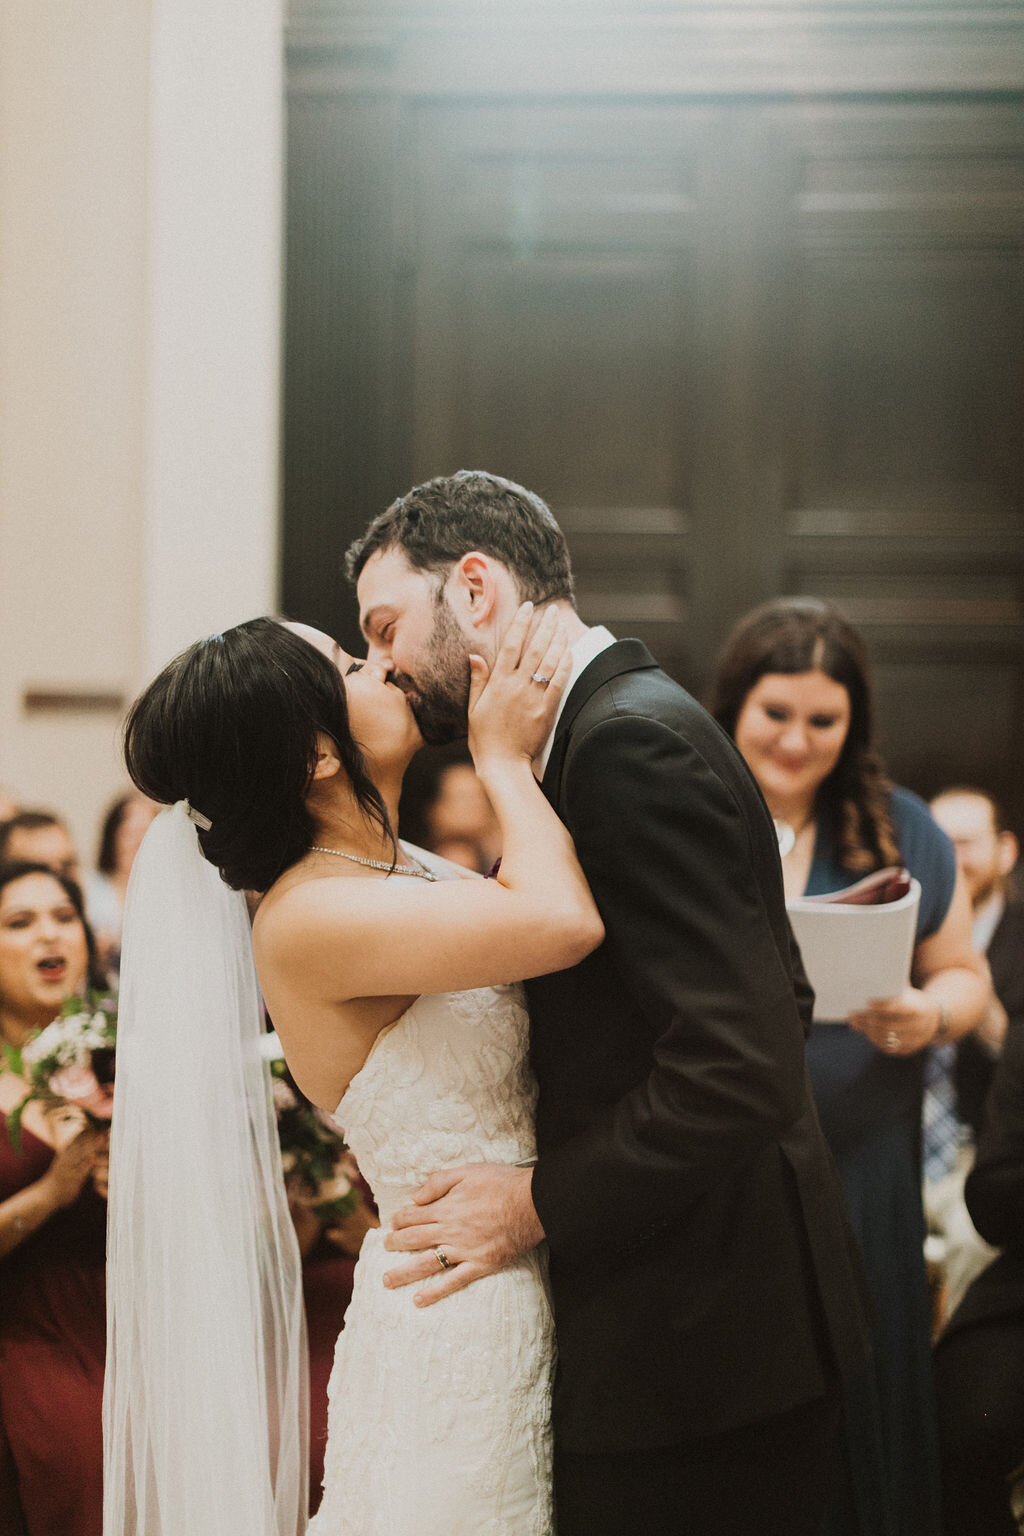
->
[307,980,555,1536]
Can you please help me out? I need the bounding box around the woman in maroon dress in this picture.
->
[0,860,109,1536]
[280,1067,378,1514]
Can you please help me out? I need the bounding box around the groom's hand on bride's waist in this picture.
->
[382,1163,545,1308]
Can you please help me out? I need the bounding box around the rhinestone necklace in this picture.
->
[310,845,438,881]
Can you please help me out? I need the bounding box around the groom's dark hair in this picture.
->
[346,471,575,606]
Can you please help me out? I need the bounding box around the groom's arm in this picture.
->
[384,712,808,1300]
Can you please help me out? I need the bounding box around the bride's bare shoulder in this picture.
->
[252,864,363,956]
[253,844,488,982]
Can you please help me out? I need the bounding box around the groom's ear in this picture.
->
[451,552,503,632]
[310,732,342,782]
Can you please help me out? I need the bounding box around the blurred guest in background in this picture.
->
[711,596,988,1536]
[424,758,501,873]
[934,1017,1024,1535]
[398,745,501,875]
[85,793,159,974]
[269,1052,379,1514]
[0,860,109,1536]
[294,1159,379,1514]
[925,787,1023,1321]
[0,811,82,891]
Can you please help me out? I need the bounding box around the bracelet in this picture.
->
[935,1004,952,1042]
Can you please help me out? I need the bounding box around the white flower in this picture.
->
[22,1020,67,1068]
[22,1011,114,1073]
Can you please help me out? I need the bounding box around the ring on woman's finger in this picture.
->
[432,1246,452,1272]
[884,1031,900,1052]
[530,674,551,686]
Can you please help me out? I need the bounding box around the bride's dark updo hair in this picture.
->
[123,617,392,892]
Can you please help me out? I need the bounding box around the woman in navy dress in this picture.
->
[711,598,989,1536]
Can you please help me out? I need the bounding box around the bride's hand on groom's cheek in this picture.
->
[467,603,572,770]
[381,1163,545,1308]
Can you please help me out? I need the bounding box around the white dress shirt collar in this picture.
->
[535,625,617,778]
[972,889,1006,955]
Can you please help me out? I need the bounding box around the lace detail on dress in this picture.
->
[307,984,554,1536]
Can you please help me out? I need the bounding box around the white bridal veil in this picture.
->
[103,803,308,1534]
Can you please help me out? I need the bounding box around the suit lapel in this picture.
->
[540,639,659,805]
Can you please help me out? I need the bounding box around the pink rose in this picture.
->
[49,1064,115,1120]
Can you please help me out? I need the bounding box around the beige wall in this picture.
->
[0,0,282,866]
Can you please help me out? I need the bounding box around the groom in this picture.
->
[348,472,870,1535]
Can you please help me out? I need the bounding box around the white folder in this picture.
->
[786,869,921,1024]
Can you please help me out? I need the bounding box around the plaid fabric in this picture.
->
[923,1042,965,1183]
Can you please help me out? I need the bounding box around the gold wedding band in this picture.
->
[885,1032,900,1053]
[433,1246,452,1271]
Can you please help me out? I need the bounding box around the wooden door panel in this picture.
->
[873,658,1023,803]
[407,103,711,678]
[283,29,1024,816]
[769,103,1024,815]
[796,254,1021,496]
[421,256,695,499]
[283,90,402,645]
[780,104,1024,512]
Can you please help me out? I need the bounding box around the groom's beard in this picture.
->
[393,598,472,746]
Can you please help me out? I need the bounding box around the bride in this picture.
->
[102,604,603,1535]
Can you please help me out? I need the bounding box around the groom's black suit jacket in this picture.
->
[953,901,1024,1141]
[527,640,871,1455]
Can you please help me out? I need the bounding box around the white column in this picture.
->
[143,0,283,672]
[0,0,284,855]
[0,2,150,852]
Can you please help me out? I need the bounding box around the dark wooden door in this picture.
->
[283,2,1024,819]
[766,101,1024,805]
[404,102,717,683]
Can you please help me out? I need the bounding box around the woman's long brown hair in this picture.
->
[710,597,900,873]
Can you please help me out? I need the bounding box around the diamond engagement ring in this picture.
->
[885,1032,900,1052]
[433,1247,452,1271]
[530,673,551,686]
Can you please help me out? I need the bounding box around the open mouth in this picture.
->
[36,956,68,982]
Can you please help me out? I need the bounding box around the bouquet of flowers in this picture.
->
[262,1034,359,1225]
[2,992,117,1153]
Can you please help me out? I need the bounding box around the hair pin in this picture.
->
[184,800,213,832]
